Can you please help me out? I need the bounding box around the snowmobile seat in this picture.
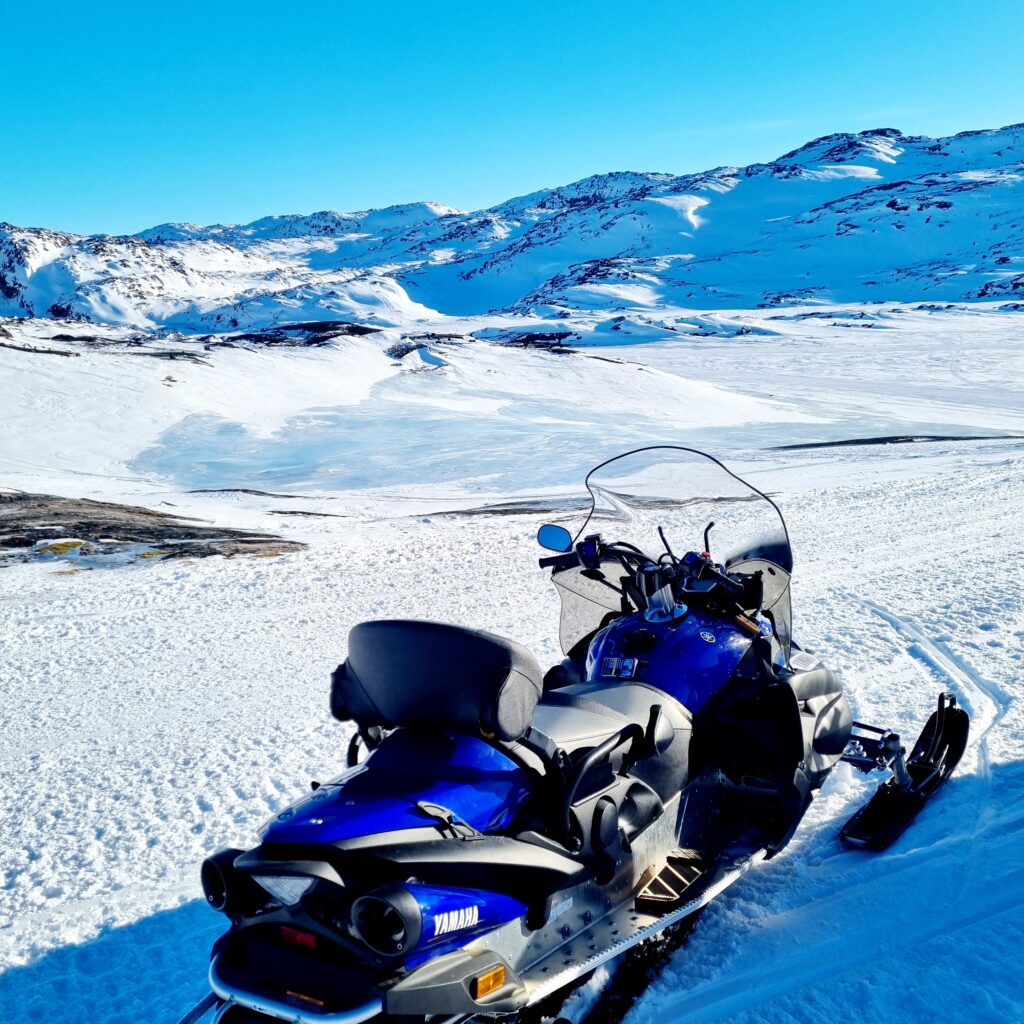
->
[332,619,544,743]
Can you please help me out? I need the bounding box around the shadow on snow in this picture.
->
[2,762,1022,1024]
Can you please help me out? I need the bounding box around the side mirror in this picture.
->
[537,524,572,553]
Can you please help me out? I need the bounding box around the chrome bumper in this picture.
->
[208,954,383,1024]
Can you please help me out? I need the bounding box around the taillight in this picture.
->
[280,925,318,950]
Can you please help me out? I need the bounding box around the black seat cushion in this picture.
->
[332,620,543,742]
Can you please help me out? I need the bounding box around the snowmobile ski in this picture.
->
[840,692,969,849]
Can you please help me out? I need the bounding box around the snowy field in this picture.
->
[1,307,1023,1023]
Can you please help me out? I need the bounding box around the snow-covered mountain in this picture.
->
[3,124,1023,332]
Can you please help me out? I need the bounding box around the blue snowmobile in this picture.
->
[181,447,968,1024]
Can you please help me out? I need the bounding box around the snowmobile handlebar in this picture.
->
[540,540,746,601]
[538,551,581,569]
[677,550,744,599]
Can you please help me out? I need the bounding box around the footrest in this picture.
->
[635,851,708,914]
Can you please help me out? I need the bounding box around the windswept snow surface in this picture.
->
[2,303,1022,502]
[1,301,1023,1019]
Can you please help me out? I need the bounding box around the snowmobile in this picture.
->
[180,446,969,1024]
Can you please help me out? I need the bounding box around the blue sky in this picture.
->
[3,0,1023,235]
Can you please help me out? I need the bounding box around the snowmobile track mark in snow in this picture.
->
[858,596,1008,745]
[646,861,1024,1024]
[845,597,999,855]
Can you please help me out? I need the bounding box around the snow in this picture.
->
[2,121,1024,1024]
[1,300,1023,1024]
[646,194,710,230]
[4,123,1024,329]
[1,438,1022,1023]
[4,302,1021,502]
[0,332,398,491]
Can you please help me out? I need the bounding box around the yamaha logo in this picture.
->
[433,904,480,937]
[700,631,716,644]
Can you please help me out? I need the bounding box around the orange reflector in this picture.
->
[280,926,317,950]
[471,964,506,1000]
[286,991,325,1010]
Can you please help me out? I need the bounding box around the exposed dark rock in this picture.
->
[384,339,426,359]
[125,349,212,364]
[265,509,348,518]
[475,328,576,349]
[0,491,304,565]
[775,433,1023,451]
[405,332,467,341]
[0,340,80,357]
[206,320,381,348]
[188,487,309,498]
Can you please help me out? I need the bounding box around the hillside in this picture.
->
[2,124,1023,334]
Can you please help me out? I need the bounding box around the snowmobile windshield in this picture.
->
[550,446,794,658]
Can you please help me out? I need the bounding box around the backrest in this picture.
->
[331,619,544,742]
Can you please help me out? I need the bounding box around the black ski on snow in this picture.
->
[840,692,970,850]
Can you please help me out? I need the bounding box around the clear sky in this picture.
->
[3,0,1023,235]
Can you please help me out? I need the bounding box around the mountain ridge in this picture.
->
[3,123,1023,329]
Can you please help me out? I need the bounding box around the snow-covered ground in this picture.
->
[1,306,1023,1023]
[3,302,1022,502]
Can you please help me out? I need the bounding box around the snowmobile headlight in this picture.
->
[253,874,315,906]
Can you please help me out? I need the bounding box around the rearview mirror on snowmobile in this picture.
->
[538,524,572,552]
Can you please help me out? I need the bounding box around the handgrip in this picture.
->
[682,551,745,599]
[707,565,745,599]
[562,723,644,839]
[539,552,580,569]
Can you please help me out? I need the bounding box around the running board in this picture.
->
[522,848,766,1008]
[634,850,710,914]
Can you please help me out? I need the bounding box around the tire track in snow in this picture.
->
[856,596,1010,776]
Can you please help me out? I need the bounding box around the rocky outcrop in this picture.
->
[0,491,304,565]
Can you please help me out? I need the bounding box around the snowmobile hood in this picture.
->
[260,731,532,845]
[586,607,755,713]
